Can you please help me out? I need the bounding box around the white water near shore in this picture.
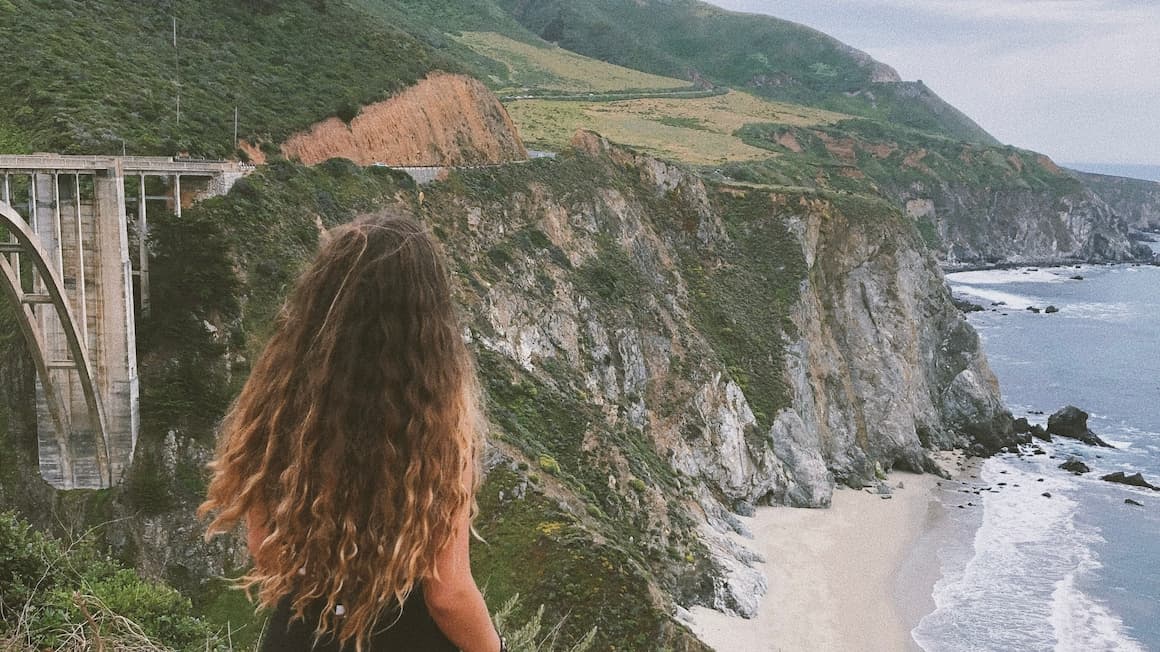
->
[931,263,1160,651]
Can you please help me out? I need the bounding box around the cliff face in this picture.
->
[736,123,1153,266]
[1074,171,1160,232]
[899,180,1146,266]
[420,133,1015,623]
[281,73,528,166]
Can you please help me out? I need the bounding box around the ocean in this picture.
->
[913,256,1160,651]
[1062,162,1160,183]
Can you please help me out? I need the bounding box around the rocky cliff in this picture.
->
[899,179,1147,267]
[420,133,1017,631]
[732,121,1155,267]
[1073,170,1160,232]
[281,72,528,166]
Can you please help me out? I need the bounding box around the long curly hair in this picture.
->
[199,210,483,650]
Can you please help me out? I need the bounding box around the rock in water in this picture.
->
[1044,305,1059,314]
[953,297,985,313]
[1059,457,1091,475]
[1101,472,1160,491]
[1125,499,1144,507]
[1046,406,1114,447]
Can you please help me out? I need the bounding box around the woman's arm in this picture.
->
[423,502,502,652]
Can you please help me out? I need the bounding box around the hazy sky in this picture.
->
[705,0,1160,165]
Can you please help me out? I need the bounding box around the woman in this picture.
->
[199,211,504,652]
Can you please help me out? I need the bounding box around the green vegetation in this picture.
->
[0,0,453,156]
[735,119,1079,195]
[0,511,227,651]
[457,31,690,94]
[679,190,806,427]
[474,468,698,651]
[506,90,846,164]
[493,0,998,144]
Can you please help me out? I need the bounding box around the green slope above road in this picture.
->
[493,0,998,144]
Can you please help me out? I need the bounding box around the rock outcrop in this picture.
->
[1047,406,1114,448]
[1101,472,1159,491]
[281,72,528,166]
[903,179,1146,267]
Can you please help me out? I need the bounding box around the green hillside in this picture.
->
[0,0,453,157]
[493,0,999,144]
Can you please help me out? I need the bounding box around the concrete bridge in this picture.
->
[0,154,249,489]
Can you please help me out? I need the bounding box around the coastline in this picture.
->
[688,452,976,652]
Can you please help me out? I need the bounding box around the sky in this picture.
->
[704,0,1160,166]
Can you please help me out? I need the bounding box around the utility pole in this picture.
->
[234,106,239,149]
[173,16,181,128]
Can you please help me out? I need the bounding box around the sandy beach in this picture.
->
[689,453,972,652]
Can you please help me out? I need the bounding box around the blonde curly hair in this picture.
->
[199,211,483,651]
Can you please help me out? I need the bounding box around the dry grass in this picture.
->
[506,91,850,164]
[457,32,689,93]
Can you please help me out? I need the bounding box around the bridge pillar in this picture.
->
[91,163,139,485]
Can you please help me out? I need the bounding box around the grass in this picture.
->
[506,90,847,163]
[457,31,690,93]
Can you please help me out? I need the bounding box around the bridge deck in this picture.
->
[0,154,251,176]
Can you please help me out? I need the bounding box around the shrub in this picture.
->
[0,512,227,651]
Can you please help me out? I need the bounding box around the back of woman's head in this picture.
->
[199,209,482,649]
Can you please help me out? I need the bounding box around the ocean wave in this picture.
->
[913,454,1144,651]
[1055,302,1132,322]
[947,269,1068,285]
[1050,554,1145,652]
[1101,440,1134,449]
[950,286,1041,310]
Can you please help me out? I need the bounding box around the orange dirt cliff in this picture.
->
[282,72,528,167]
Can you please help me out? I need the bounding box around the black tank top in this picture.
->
[259,584,458,651]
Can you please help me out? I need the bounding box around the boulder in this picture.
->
[1046,406,1114,447]
[1044,305,1059,314]
[1125,499,1144,507]
[1013,418,1032,433]
[1029,424,1050,442]
[952,297,985,313]
[1059,457,1091,475]
[1101,472,1159,491]
[1026,306,1042,313]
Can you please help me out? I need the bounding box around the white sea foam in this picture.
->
[1056,302,1132,322]
[950,286,1040,309]
[947,268,1067,285]
[913,453,1145,651]
[1050,554,1145,652]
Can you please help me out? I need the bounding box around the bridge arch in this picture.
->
[1,200,112,486]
